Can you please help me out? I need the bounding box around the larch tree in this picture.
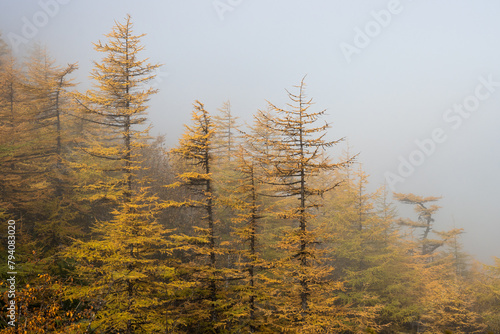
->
[448,227,470,278]
[21,45,80,263]
[0,42,89,330]
[212,100,241,270]
[473,257,500,332]
[249,77,352,331]
[1,45,75,219]
[213,100,239,162]
[72,14,159,206]
[394,193,468,331]
[323,165,396,332]
[394,193,462,258]
[370,184,423,330]
[415,243,486,333]
[228,144,275,333]
[0,48,31,218]
[0,33,8,61]
[0,45,52,282]
[419,277,487,334]
[165,101,237,332]
[64,15,172,333]
[22,46,78,197]
[322,164,427,332]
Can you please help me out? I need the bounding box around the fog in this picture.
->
[1,0,499,263]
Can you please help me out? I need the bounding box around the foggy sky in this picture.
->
[1,0,499,263]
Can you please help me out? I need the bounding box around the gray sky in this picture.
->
[1,0,499,263]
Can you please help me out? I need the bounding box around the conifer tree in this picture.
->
[67,189,171,333]
[165,101,237,332]
[419,273,487,333]
[213,100,239,162]
[64,16,171,333]
[249,77,352,331]
[0,48,30,217]
[448,226,470,278]
[473,258,500,332]
[0,45,80,260]
[394,193,462,258]
[212,100,241,268]
[248,106,279,160]
[0,45,53,281]
[320,165,421,331]
[21,45,80,262]
[323,166,384,331]
[228,145,275,333]
[367,184,423,330]
[22,45,78,197]
[0,33,8,62]
[72,14,160,206]
[394,193,470,331]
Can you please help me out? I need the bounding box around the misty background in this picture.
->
[1,0,499,263]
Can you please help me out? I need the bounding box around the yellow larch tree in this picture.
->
[165,101,238,332]
[227,144,277,333]
[394,193,478,332]
[21,45,80,264]
[249,77,353,332]
[213,100,239,162]
[212,99,241,271]
[0,46,31,219]
[72,14,159,205]
[324,167,426,332]
[473,257,500,332]
[64,15,172,333]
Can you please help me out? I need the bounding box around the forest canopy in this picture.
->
[0,16,499,334]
